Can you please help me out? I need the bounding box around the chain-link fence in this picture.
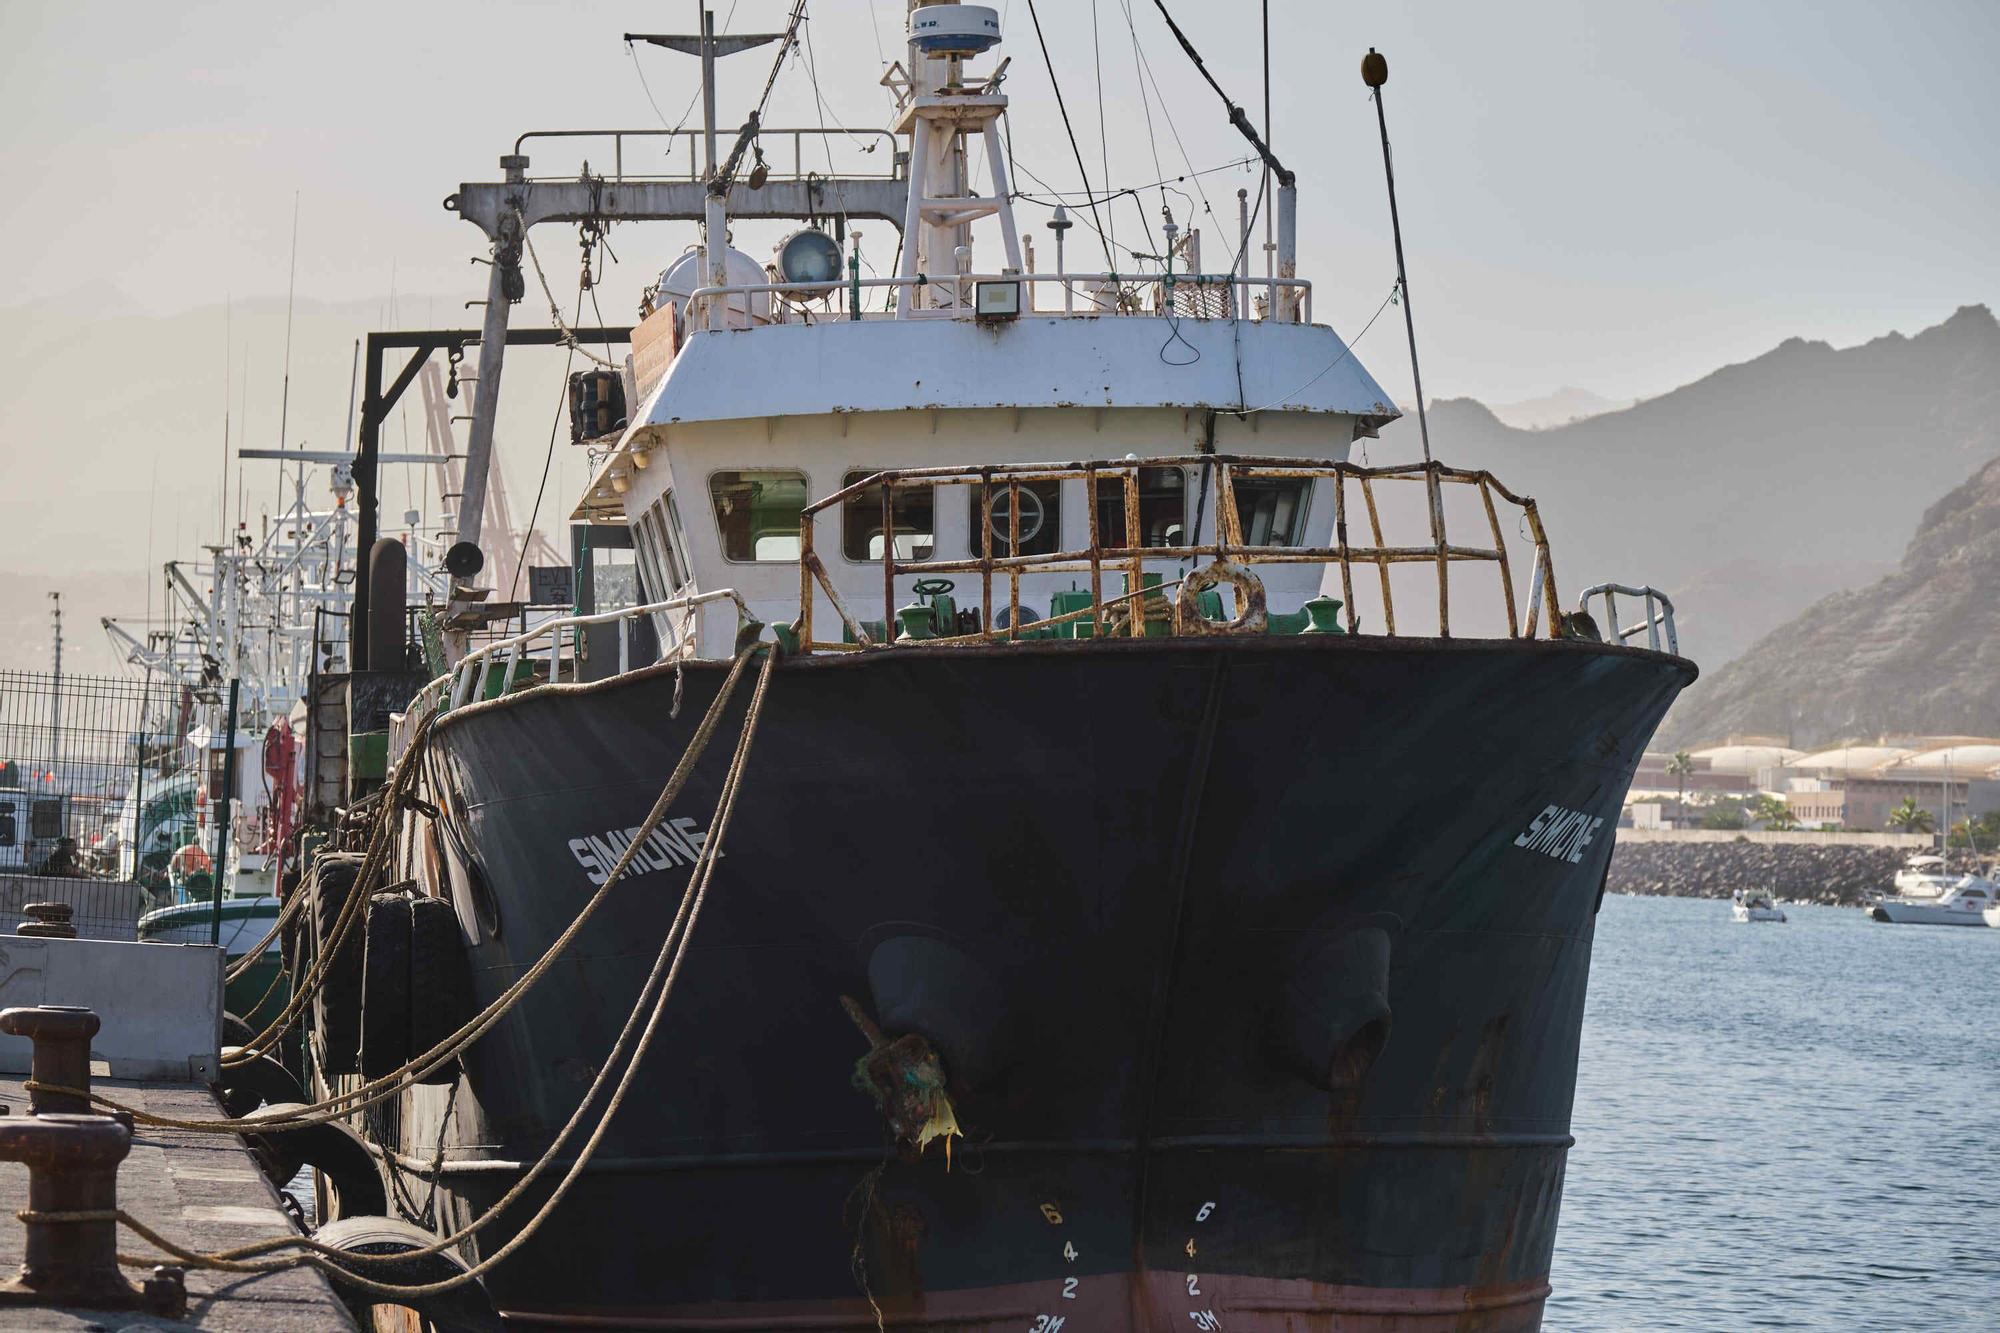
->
[0,669,188,936]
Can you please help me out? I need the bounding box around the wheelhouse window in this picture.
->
[842,470,936,561]
[1231,475,1312,547]
[710,470,808,562]
[633,490,692,599]
[1093,466,1187,549]
[594,535,644,611]
[967,478,1063,557]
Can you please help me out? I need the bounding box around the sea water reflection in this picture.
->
[1548,893,2000,1329]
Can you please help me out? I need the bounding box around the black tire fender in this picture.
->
[361,894,414,1079]
[221,1010,257,1050]
[311,1215,504,1333]
[214,1046,306,1119]
[408,895,474,1084]
[312,856,367,1074]
[241,1102,387,1220]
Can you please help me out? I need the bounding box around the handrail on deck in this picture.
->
[795,455,1562,652]
[510,127,901,183]
[1576,584,1678,655]
[686,271,1313,326]
[424,588,755,714]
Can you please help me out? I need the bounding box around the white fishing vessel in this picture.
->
[1870,874,1997,926]
[1731,890,1785,923]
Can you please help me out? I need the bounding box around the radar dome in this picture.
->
[909,5,1000,55]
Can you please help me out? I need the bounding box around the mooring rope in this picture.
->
[26,646,779,1302]
[220,714,433,1067]
[31,647,760,1135]
[221,876,310,983]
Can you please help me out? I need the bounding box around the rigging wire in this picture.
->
[1119,0,1220,232]
[1022,0,1116,270]
[511,287,583,602]
[1119,0,1170,251]
[800,19,844,194]
[623,1,742,138]
[716,0,811,189]
[1008,154,1147,266]
[1007,154,1254,209]
[1090,0,1116,256]
[1235,279,1403,416]
[626,42,675,128]
[1146,0,1291,186]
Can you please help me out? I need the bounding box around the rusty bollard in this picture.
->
[0,1113,187,1317]
[0,1007,99,1115]
[15,903,76,939]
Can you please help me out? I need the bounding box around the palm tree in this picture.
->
[1886,797,1936,834]
[1666,751,1696,829]
[1750,793,1798,830]
[1950,812,2000,854]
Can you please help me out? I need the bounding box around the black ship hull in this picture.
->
[395,634,1692,1329]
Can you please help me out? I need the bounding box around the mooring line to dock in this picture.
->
[53,643,784,1299]
[220,878,310,984]
[29,649,762,1137]
[218,713,434,1068]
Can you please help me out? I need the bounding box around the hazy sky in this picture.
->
[2,0,1994,408]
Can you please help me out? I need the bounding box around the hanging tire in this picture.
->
[361,894,414,1079]
[313,855,367,1074]
[215,1047,307,1118]
[408,896,473,1084]
[240,1102,387,1219]
[311,1216,503,1333]
[222,1010,258,1050]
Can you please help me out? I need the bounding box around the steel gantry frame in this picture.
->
[443,123,910,550]
[348,326,632,667]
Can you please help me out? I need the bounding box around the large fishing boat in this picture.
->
[308,6,1695,1328]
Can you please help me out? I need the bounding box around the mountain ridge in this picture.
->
[1384,304,2000,668]
[1659,450,2000,747]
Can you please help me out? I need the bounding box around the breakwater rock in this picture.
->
[1605,840,1946,906]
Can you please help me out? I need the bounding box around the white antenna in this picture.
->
[277,192,301,496]
[625,9,791,330]
[47,592,63,781]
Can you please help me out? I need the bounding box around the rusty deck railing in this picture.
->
[795,456,1563,651]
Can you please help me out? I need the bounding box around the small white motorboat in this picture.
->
[1731,890,1786,923]
[1890,854,1956,898]
[1870,874,1997,926]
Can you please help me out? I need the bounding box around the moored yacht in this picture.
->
[1870,874,1997,926]
[1890,853,1955,898]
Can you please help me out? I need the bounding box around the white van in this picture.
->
[0,787,70,874]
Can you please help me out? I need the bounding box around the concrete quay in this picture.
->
[0,1075,356,1332]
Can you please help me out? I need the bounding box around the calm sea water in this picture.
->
[1548,893,2000,1330]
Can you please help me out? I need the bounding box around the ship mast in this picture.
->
[891,1,1020,314]
[626,8,787,332]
